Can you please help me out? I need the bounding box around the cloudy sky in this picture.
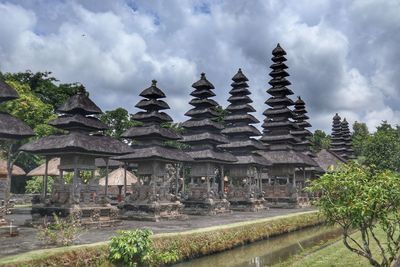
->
[0,0,399,133]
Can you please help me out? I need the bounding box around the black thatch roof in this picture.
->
[57,86,102,115]
[314,149,346,171]
[131,111,172,124]
[222,68,264,161]
[95,158,138,169]
[292,96,313,153]
[0,80,18,103]
[139,80,166,99]
[181,118,223,130]
[330,113,347,155]
[114,146,193,162]
[221,125,261,136]
[261,44,299,151]
[187,149,237,163]
[0,112,34,139]
[122,124,181,140]
[182,73,233,162]
[340,118,355,159]
[135,99,169,111]
[256,150,318,167]
[49,114,108,132]
[20,131,133,156]
[218,139,266,151]
[183,132,229,144]
[191,73,215,89]
[232,155,271,166]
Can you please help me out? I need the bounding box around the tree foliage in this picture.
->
[310,129,331,152]
[352,121,370,157]
[307,163,400,267]
[100,108,141,139]
[364,122,400,172]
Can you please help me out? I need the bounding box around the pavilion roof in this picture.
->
[57,86,102,115]
[0,160,25,177]
[19,131,134,156]
[314,149,346,171]
[0,80,18,103]
[0,112,35,140]
[114,146,193,162]
[99,167,138,186]
[256,150,318,167]
[49,114,108,132]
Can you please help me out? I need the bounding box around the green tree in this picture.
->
[3,71,80,109]
[100,108,140,139]
[310,129,331,152]
[0,80,57,196]
[364,122,400,172]
[352,121,369,157]
[307,163,400,267]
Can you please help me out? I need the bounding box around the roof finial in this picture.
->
[200,72,206,79]
[152,79,157,86]
[77,85,86,95]
[238,68,242,72]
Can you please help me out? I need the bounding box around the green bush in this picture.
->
[37,213,82,247]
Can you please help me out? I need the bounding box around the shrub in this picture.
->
[37,213,82,246]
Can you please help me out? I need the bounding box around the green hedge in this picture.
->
[0,211,323,267]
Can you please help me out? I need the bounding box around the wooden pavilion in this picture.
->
[20,86,133,225]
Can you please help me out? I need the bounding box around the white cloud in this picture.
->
[0,0,399,134]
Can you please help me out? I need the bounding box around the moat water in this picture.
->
[173,225,342,267]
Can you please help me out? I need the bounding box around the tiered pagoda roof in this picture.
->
[20,86,132,156]
[292,96,312,153]
[115,80,192,163]
[257,44,317,168]
[218,69,270,166]
[0,79,34,140]
[260,44,300,150]
[341,118,355,160]
[330,113,346,157]
[182,73,236,163]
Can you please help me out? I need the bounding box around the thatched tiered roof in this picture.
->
[292,96,312,153]
[218,69,270,167]
[260,44,299,150]
[330,113,347,157]
[114,80,192,163]
[341,119,355,160]
[182,73,236,163]
[20,86,133,157]
[259,44,317,168]
[0,80,34,140]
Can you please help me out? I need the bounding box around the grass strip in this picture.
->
[0,210,323,267]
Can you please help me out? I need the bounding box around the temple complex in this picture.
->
[218,69,271,211]
[115,80,191,221]
[20,86,133,225]
[257,44,317,208]
[181,73,237,215]
[0,79,34,230]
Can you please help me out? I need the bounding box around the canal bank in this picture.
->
[0,210,323,266]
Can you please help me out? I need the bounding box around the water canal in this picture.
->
[173,225,342,267]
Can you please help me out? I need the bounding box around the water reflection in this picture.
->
[173,225,342,267]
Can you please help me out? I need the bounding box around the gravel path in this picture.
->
[0,207,315,258]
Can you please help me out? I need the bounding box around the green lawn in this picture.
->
[274,230,386,267]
